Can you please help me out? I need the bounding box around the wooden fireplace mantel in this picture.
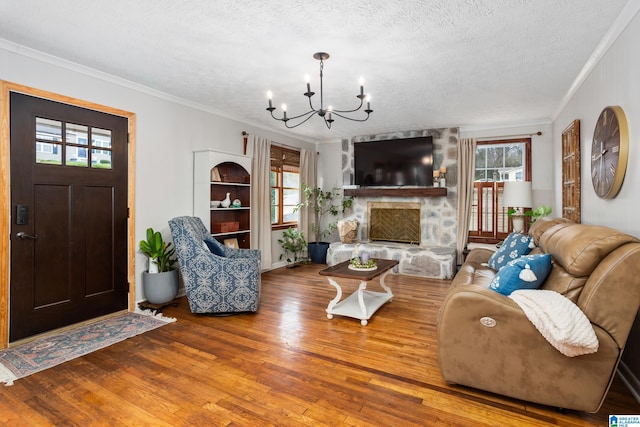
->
[343,187,447,198]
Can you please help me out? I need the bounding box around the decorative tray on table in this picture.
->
[348,258,378,271]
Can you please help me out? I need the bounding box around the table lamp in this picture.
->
[503,181,533,233]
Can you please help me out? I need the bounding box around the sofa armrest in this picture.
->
[438,284,523,328]
[464,247,495,264]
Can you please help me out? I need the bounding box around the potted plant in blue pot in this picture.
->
[139,227,179,304]
[296,185,353,264]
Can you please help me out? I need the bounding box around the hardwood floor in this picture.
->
[1,264,638,426]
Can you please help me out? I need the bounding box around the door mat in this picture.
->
[0,309,176,385]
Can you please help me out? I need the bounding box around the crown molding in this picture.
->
[552,2,640,120]
[0,38,318,145]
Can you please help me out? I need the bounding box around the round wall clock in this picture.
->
[591,106,629,199]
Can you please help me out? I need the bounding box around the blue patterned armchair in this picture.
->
[168,216,261,314]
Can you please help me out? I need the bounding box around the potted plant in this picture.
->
[139,227,179,304]
[525,205,552,223]
[278,227,307,268]
[295,185,353,264]
[507,205,552,232]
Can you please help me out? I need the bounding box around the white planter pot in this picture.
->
[142,270,179,304]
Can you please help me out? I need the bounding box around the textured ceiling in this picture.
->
[0,0,630,142]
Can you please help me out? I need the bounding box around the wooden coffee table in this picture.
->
[319,258,399,325]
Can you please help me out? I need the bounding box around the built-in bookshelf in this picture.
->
[193,150,252,248]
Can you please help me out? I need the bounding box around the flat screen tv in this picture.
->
[354,136,433,187]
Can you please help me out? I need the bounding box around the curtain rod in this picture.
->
[476,131,542,141]
[241,131,315,154]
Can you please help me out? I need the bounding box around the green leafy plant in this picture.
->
[278,227,307,266]
[525,205,552,222]
[349,257,376,269]
[507,205,552,223]
[139,227,177,273]
[295,185,353,242]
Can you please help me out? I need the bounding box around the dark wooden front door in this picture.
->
[10,92,128,341]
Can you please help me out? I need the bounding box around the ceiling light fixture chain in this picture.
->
[266,52,373,129]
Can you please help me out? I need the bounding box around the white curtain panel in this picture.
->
[456,138,477,265]
[249,135,273,270]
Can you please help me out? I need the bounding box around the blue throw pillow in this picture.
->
[489,253,552,295]
[487,232,534,270]
[204,237,226,257]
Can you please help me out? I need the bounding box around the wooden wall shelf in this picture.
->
[343,187,447,198]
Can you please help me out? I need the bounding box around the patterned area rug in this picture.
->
[0,309,176,385]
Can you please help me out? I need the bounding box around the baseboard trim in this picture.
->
[618,361,640,405]
[270,260,287,270]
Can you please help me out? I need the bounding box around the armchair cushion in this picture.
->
[204,236,226,257]
[487,232,534,270]
[489,253,552,295]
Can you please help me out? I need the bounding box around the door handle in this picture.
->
[16,231,38,240]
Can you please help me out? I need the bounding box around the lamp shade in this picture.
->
[503,181,533,209]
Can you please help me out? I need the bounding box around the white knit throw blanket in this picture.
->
[508,289,599,357]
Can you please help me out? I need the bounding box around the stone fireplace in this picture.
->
[325,127,460,279]
[368,202,421,243]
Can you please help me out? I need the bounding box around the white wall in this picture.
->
[1,43,314,299]
[552,9,640,393]
[552,11,640,237]
[317,139,344,190]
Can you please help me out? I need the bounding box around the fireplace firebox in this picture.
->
[368,202,421,243]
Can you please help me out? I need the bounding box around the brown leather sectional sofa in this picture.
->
[438,217,640,412]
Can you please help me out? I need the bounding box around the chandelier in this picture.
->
[266,52,373,129]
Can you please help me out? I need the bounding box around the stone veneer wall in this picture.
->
[340,128,459,247]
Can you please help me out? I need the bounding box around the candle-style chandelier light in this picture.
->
[266,52,373,129]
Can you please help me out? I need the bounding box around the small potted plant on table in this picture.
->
[139,227,179,304]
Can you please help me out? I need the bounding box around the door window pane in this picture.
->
[66,123,88,145]
[35,118,63,164]
[66,146,88,167]
[36,117,62,142]
[36,142,62,165]
[91,149,112,169]
[92,128,112,149]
